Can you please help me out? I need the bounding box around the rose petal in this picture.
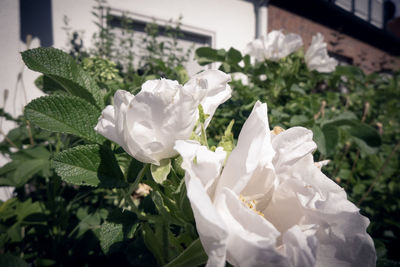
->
[216,101,275,196]
[174,140,225,190]
[215,188,288,267]
[184,162,229,267]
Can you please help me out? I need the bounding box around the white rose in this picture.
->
[95,70,231,165]
[305,33,338,73]
[245,30,303,62]
[231,72,249,86]
[175,101,376,267]
[0,186,14,202]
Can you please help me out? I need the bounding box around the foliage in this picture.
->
[0,5,198,265]
[0,3,399,265]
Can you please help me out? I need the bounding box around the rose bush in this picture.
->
[245,30,303,62]
[175,101,376,267]
[95,69,231,164]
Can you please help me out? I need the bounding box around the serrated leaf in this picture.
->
[99,222,124,254]
[21,47,104,107]
[165,239,207,267]
[151,159,171,184]
[24,95,104,143]
[53,144,126,188]
[35,75,66,94]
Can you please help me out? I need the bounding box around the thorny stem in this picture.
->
[357,141,400,207]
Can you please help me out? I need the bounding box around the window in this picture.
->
[106,9,214,75]
[331,0,384,28]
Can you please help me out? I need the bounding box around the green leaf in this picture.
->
[151,159,171,184]
[21,47,104,107]
[0,254,28,267]
[322,125,339,156]
[35,75,66,95]
[290,84,306,95]
[289,115,309,126]
[352,137,378,155]
[24,95,104,143]
[195,47,225,65]
[324,119,381,149]
[174,65,189,84]
[165,239,207,267]
[15,198,42,222]
[312,125,338,156]
[99,221,124,254]
[0,147,50,187]
[312,125,326,155]
[14,159,49,185]
[226,48,242,65]
[172,156,185,178]
[53,144,126,188]
[142,223,165,266]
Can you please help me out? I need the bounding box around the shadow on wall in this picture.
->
[20,0,53,47]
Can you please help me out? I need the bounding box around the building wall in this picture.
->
[268,5,400,73]
[0,0,266,147]
[0,0,43,166]
[52,0,265,52]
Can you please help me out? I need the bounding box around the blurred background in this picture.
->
[1,0,399,138]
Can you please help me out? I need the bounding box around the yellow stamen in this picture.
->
[272,126,284,135]
[240,195,264,217]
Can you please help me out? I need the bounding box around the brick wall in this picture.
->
[268,5,400,73]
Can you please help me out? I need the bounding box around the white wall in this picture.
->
[0,0,43,165]
[0,0,265,154]
[52,0,259,51]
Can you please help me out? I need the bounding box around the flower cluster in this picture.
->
[246,30,338,73]
[95,69,375,266]
[95,70,231,165]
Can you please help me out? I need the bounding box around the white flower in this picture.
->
[231,72,249,86]
[95,70,231,165]
[0,186,14,202]
[245,30,303,62]
[175,101,376,267]
[305,33,338,73]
